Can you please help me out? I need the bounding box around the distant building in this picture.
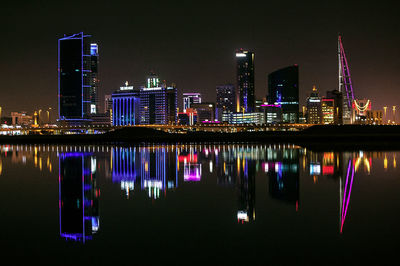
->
[177,108,197,125]
[139,73,177,125]
[216,84,236,114]
[11,112,33,126]
[236,49,255,113]
[321,99,335,124]
[267,65,299,123]
[104,94,112,123]
[352,99,371,124]
[263,104,282,124]
[223,112,265,125]
[58,32,99,122]
[112,82,140,126]
[366,110,383,125]
[306,86,322,124]
[191,103,215,123]
[183,93,202,113]
[326,90,343,124]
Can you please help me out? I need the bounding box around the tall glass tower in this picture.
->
[58,32,99,122]
[236,49,255,113]
[267,65,299,123]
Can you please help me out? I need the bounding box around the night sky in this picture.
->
[1,0,399,117]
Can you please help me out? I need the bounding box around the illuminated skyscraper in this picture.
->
[139,73,177,125]
[112,82,140,126]
[267,65,299,123]
[216,84,235,121]
[236,49,255,113]
[306,86,322,124]
[58,32,99,122]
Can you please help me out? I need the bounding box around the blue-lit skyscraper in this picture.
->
[58,32,99,122]
[267,65,299,123]
[112,82,140,126]
[236,49,255,113]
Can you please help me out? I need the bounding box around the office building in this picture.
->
[222,112,265,125]
[267,65,299,123]
[366,110,383,125]
[236,49,255,113]
[321,99,335,124]
[139,73,177,125]
[183,93,202,113]
[58,32,99,122]
[262,104,282,124]
[326,90,343,124]
[191,103,215,123]
[11,112,33,126]
[306,86,322,124]
[216,84,235,121]
[112,82,140,126]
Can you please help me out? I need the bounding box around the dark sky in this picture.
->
[1,0,399,116]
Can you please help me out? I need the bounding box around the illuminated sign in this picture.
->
[310,163,321,175]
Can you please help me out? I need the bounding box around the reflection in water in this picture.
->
[266,149,299,209]
[1,144,399,239]
[59,153,100,243]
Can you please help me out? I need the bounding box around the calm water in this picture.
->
[0,144,399,265]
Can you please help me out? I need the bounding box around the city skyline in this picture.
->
[1,0,399,114]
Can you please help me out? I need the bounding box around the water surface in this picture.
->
[0,144,399,265]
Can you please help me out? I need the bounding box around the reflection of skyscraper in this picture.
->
[267,149,299,207]
[111,147,139,197]
[237,157,256,223]
[140,147,177,199]
[59,153,100,243]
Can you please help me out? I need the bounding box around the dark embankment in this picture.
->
[0,125,400,150]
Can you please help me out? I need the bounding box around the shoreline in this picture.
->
[0,125,400,150]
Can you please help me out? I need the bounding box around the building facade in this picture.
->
[183,93,202,113]
[267,65,299,123]
[191,103,215,123]
[306,86,322,124]
[216,84,235,116]
[223,112,265,125]
[139,75,177,125]
[236,49,255,113]
[321,99,335,124]
[112,83,140,126]
[58,32,99,122]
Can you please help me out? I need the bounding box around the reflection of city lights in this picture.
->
[394,155,397,169]
[209,161,213,173]
[384,154,388,170]
[237,211,249,222]
[0,159,2,176]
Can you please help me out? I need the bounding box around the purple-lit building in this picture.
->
[236,49,255,113]
[58,32,99,123]
[59,152,99,243]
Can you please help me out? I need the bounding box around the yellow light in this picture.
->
[394,155,397,169]
[384,154,388,170]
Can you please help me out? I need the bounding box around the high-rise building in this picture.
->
[321,99,335,124]
[216,84,235,113]
[352,99,371,124]
[58,32,99,122]
[183,93,202,113]
[139,73,177,125]
[306,86,322,124]
[326,90,343,124]
[236,49,255,113]
[112,82,140,126]
[267,65,299,123]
